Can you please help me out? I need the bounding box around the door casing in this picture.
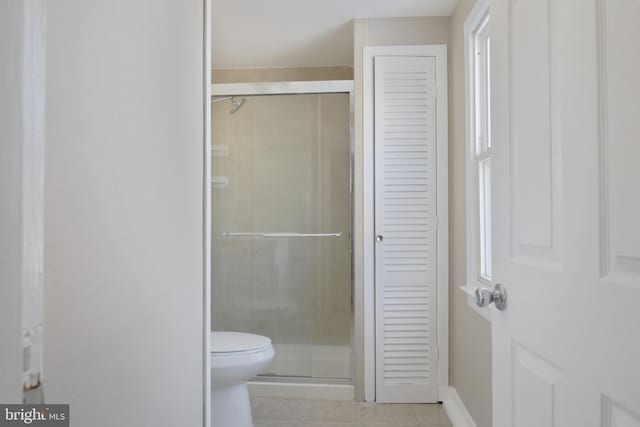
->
[363,44,449,403]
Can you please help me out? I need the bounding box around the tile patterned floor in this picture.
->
[251,397,453,427]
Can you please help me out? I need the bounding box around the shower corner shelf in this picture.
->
[211,176,229,188]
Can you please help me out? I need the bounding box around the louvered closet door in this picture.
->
[374,56,438,403]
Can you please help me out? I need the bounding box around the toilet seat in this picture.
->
[210,332,275,386]
[211,331,272,355]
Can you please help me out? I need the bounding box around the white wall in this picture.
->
[212,0,457,69]
[449,1,493,426]
[0,0,27,404]
[44,1,206,426]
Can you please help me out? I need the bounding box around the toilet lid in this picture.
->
[211,331,272,353]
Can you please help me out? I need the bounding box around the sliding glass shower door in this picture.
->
[211,88,352,381]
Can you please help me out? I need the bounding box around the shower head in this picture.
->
[210,96,246,114]
[230,97,246,114]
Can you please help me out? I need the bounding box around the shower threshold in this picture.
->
[248,376,355,401]
[253,375,351,385]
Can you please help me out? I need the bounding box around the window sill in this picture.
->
[459,283,492,322]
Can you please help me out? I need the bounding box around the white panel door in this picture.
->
[374,56,438,403]
[490,0,640,425]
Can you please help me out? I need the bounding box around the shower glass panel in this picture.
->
[211,89,352,381]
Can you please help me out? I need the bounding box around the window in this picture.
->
[464,0,492,320]
[473,13,491,281]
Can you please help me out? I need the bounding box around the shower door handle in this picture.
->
[376,235,383,243]
[222,232,343,238]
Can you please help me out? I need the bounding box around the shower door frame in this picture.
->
[210,80,356,387]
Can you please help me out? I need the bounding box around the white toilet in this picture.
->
[211,332,274,427]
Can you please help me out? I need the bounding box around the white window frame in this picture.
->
[461,0,493,322]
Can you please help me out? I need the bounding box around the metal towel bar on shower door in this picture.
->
[222,232,342,238]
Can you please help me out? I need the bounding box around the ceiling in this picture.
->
[212,0,458,69]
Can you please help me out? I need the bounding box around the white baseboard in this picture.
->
[439,387,477,427]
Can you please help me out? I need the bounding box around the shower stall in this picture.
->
[211,81,354,394]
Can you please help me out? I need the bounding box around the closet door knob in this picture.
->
[376,235,384,243]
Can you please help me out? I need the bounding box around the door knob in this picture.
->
[474,283,507,311]
[376,235,383,243]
